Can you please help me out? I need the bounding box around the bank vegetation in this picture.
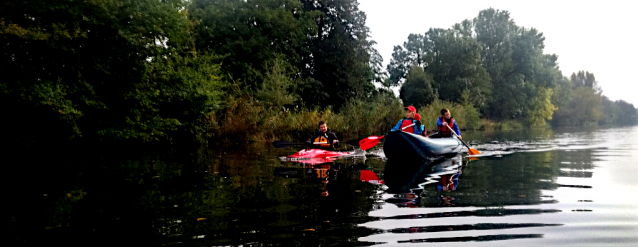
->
[1,0,636,146]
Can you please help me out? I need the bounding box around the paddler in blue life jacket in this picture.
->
[432,108,461,139]
[391,106,424,135]
[306,120,340,149]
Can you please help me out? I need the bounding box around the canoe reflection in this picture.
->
[384,155,463,207]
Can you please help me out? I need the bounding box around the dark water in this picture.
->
[9,126,638,246]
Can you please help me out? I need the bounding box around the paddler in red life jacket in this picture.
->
[391,106,424,135]
[433,108,462,139]
[306,120,340,149]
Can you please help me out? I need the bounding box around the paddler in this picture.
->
[306,120,340,149]
[433,108,461,139]
[391,106,424,135]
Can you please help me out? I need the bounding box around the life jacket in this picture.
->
[440,174,456,191]
[400,118,415,133]
[313,135,331,147]
[438,117,454,136]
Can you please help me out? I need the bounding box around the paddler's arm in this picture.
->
[328,132,340,148]
[436,117,443,127]
[391,119,403,131]
[415,120,425,135]
[452,119,462,139]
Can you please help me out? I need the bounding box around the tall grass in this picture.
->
[418,99,481,132]
[335,94,404,139]
[216,92,404,142]
[479,119,524,131]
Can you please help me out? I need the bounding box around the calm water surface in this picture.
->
[9,126,638,246]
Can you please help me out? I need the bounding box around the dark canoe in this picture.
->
[383,131,464,160]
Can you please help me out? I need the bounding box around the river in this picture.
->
[9,126,638,246]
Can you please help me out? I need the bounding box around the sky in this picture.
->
[358,0,638,106]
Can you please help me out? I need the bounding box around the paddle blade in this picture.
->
[468,148,480,155]
[359,135,384,150]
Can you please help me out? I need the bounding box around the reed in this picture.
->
[214,92,403,142]
[418,99,481,132]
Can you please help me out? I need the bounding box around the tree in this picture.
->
[189,0,320,92]
[526,87,557,126]
[570,71,601,94]
[299,0,379,109]
[471,9,561,120]
[399,66,436,107]
[422,28,492,108]
[601,98,638,126]
[550,76,573,113]
[387,29,491,109]
[552,87,603,126]
[256,55,298,111]
[614,100,638,125]
[1,0,225,143]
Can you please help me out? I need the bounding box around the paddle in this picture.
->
[272,140,328,148]
[359,135,384,150]
[446,125,480,155]
[359,124,416,151]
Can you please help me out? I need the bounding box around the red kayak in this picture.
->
[286,157,334,165]
[286,149,352,159]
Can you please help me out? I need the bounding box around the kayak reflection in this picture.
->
[384,155,464,207]
[275,159,375,197]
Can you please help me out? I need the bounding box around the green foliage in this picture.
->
[389,29,492,110]
[4,1,636,146]
[388,7,637,130]
[479,119,524,131]
[256,56,298,112]
[570,71,601,93]
[1,0,226,143]
[299,0,379,109]
[418,99,481,132]
[257,91,403,141]
[612,100,638,125]
[599,98,637,126]
[552,87,603,126]
[473,9,562,120]
[526,87,557,126]
[336,92,404,137]
[399,66,436,107]
[189,0,320,92]
[388,8,562,120]
[188,0,381,111]
[549,71,637,127]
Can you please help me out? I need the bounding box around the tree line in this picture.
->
[1,2,636,145]
[1,0,396,145]
[389,8,637,127]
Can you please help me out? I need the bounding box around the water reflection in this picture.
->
[9,126,638,246]
[365,152,571,244]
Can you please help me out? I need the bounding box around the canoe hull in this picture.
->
[383,131,463,160]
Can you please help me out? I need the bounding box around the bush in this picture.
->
[479,119,524,131]
[337,93,404,138]
[418,99,481,132]
[238,91,403,142]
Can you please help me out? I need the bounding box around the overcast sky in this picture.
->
[359,0,638,106]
